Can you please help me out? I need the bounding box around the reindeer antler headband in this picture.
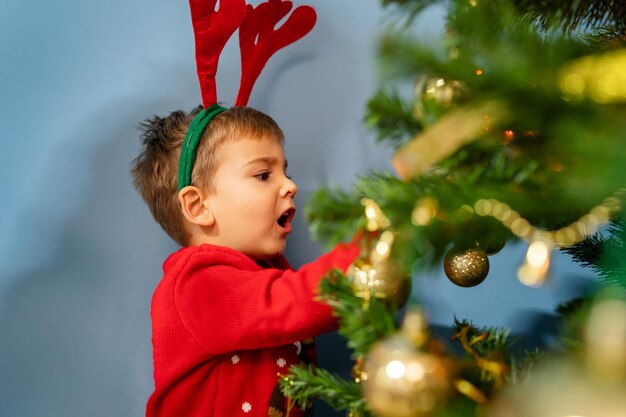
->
[178,0,317,190]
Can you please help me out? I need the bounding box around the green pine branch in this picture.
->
[364,89,424,148]
[318,270,398,358]
[555,297,594,352]
[513,0,626,35]
[581,23,626,46]
[508,348,542,384]
[452,318,512,356]
[451,318,512,392]
[279,364,367,414]
[562,218,626,289]
[305,187,365,249]
[380,0,626,39]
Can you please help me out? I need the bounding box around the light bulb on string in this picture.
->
[517,239,552,287]
[470,191,623,287]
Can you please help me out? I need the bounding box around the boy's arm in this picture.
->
[174,243,359,356]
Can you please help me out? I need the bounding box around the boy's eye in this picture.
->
[255,171,270,181]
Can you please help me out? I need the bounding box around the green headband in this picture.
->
[178,104,227,190]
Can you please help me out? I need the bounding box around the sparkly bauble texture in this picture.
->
[443,246,489,287]
[348,258,409,306]
[362,334,450,417]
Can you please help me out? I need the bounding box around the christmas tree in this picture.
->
[280,1,626,416]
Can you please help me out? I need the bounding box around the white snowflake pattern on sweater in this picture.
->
[242,402,252,413]
[231,355,240,364]
[276,358,287,368]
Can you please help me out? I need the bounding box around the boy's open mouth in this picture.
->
[277,208,296,228]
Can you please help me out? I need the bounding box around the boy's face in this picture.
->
[202,135,298,259]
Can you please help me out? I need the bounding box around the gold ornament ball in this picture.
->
[348,258,409,306]
[443,246,489,287]
[362,334,450,417]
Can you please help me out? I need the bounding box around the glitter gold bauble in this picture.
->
[347,258,409,306]
[443,246,489,287]
[362,334,450,417]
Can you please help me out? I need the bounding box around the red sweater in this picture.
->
[146,243,359,417]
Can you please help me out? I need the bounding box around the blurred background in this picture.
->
[0,0,594,416]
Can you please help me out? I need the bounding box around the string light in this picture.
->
[472,191,622,286]
[362,189,621,288]
[517,240,552,287]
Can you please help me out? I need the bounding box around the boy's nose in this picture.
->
[282,176,298,198]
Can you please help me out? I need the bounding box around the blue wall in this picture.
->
[0,1,593,416]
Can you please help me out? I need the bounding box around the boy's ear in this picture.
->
[178,186,215,227]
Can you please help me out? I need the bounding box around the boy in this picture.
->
[131,105,359,417]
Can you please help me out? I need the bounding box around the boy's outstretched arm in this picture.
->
[158,242,359,356]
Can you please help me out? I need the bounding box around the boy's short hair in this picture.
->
[131,106,285,246]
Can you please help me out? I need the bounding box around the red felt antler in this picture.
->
[189,0,247,107]
[235,0,317,106]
